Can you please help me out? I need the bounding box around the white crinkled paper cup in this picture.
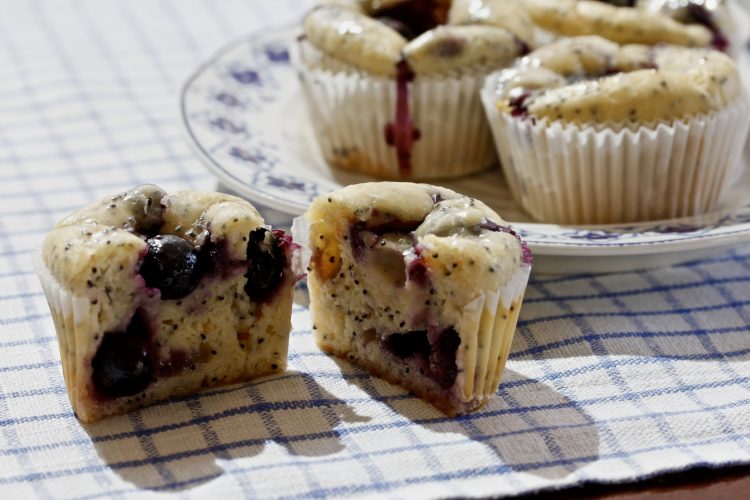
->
[455,262,531,412]
[33,251,99,422]
[481,74,750,224]
[293,40,496,180]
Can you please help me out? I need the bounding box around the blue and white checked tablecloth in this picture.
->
[2,1,750,498]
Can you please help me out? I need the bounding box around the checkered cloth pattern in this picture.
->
[2,0,750,498]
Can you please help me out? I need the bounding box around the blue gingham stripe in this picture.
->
[2,1,750,498]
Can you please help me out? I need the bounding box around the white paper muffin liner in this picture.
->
[481,74,750,224]
[33,251,98,421]
[456,262,530,409]
[292,40,497,180]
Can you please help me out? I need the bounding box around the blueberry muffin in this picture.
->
[36,185,297,422]
[481,36,750,224]
[294,0,535,180]
[298,183,532,415]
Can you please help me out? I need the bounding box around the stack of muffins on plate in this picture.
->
[294,0,750,225]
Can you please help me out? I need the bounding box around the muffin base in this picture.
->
[309,263,530,416]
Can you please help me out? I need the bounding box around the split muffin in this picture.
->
[36,185,297,422]
[481,36,750,224]
[298,183,532,415]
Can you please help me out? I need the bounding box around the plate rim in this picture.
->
[180,25,314,214]
[180,26,750,257]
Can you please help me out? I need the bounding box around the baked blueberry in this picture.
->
[140,235,202,300]
[382,328,460,389]
[92,314,153,397]
[244,228,285,302]
[373,0,449,40]
[429,328,460,390]
[384,331,430,359]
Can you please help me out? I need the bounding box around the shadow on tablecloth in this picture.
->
[86,370,369,492]
[333,359,601,481]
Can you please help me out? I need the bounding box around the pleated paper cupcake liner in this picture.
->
[293,40,496,180]
[456,263,531,408]
[33,251,99,422]
[481,75,750,225]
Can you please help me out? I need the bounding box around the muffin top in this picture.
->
[526,0,712,47]
[43,185,265,295]
[302,0,533,77]
[305,182,530,292]
[491,36,742,125]
[636,0,733,52]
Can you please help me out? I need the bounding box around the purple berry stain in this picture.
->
[477,218,533,265]
[385,60,421,176]
[407,258,429,286]
[686,4,729,52]
[509,92,531,119]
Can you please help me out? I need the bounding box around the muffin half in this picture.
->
[36,185,297,422]
[298,182,531,415]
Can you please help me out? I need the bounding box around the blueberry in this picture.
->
[140,234,202,300]
[377,16,416,40]
[92,314,153,397]
[384,331,430,359]
[244,228,284,302]
[382,328,460,389]
[429,328,460,389]
[374,0,448,39]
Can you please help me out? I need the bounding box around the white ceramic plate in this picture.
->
[180,26,750,274]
